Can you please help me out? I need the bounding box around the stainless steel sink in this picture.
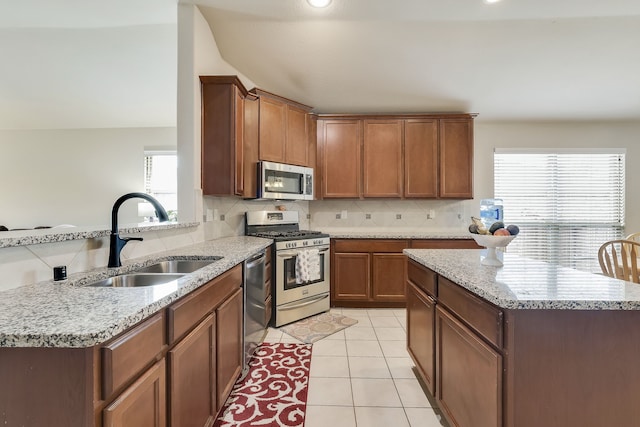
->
[86,273,186,288]
[133,258,222,274]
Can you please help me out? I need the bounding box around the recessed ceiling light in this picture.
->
[307,0,332,8]
[484,0,501,3]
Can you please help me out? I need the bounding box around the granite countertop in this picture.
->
[405,249,640,310]
[0,221,200,248]
[325,228,472,239]
[0,236,272,348]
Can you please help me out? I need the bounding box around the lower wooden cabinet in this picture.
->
[406,281,435,395]
[215,288,243,409]
[103,359,167,427]
[332,239,479,307]
[168,314,216,427]
[332,239,408,307]
[435,306,502,427]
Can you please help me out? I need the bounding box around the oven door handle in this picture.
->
[278,294,329,311]
[277,247,329,258]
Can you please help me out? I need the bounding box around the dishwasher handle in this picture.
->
[246,251,266,268]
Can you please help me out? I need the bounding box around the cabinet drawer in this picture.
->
[334,239,410,253]
[407,259,437,297]
[167,264,242,344]
[438,277,503,348]
[102,312,165,399]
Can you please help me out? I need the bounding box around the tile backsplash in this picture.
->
[309,199,472,231]
[204,197,472,236]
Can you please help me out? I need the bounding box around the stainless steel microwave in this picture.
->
[258,161,314,201]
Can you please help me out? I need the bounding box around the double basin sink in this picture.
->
[86,258,223,288]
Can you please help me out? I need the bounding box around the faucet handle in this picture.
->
[123,237,144,243]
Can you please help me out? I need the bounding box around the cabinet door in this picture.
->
[439,118,473,198]
[103,359,166,427]
[406,281,436,395]
[168,314,216,427]
[259,97,286,162]
[201,82,236,196]
[436,306,501,427]
[404,119,438,198]
[333,252,370,301]
[321,120,361,198]
[216,288,243,409]
[234,88,245,196]
[371,253,406,302]
[363,120,403,198]
[242,95,259,198]
[285,105,309,166]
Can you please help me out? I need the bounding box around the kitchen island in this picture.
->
[405,249,640,427]
[0,236,272,426]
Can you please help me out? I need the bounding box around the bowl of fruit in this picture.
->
[468,217,519,266]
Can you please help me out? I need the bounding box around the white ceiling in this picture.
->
[2,0,640,129]
[195,0,640,121]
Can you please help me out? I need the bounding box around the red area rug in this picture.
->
[214,342,313,427]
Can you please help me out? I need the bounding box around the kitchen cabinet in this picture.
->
[406,281,436,395]
[251,88,313,167]
[363,119,403,197]
[436,306,502,427]
[103,359,167,427]
[200,75,259,198]
[317,114,475,200]
[0,264,244,426]
[439,118,474,198]
[404,119,438,198]
[215,287,243,409]
[318,119,361,198]
[168,314,216,427]
[331,239,409,307]
[331,238,479,307]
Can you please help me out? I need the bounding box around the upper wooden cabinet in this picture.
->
[200,76,258,198]
[404,119,439,198]
[318,119,362,198]
[363,120,404,198]
[317,114,475,200]
[250,88,313,167]
[439,118,474,198]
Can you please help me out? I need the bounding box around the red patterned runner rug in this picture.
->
[214,342,313,427]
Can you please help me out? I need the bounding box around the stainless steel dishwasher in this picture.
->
[242,250,268,377]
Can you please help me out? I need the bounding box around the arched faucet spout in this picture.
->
[108,192,169,268]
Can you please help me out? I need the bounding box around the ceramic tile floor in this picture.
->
[265,308,448,427]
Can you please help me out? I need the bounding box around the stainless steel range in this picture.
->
[245,211,330,327]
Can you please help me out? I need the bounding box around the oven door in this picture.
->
[275,244,330,305]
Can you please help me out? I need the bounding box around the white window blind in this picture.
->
[494,149,625,273]
[144,151,177,218]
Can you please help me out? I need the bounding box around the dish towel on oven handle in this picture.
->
[295,248,321,284]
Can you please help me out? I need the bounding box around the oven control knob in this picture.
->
[303,241,309,246]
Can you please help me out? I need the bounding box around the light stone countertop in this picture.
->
[325,228,472,239]
[0,236,272,348]
[405,249,640,310]
[0,221,200,248]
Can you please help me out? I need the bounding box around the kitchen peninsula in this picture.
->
[0,236,271,426]
[405,248,640,427]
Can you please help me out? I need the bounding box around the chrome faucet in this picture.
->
[108,192,169,268]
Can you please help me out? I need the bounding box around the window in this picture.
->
[494,149,625,273]
[144,151,177,221]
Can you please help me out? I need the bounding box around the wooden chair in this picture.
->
[625,232,640,243]
[598,240,640,283]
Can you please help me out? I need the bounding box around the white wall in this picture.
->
[474,120,640,233]
[176,4,255,225]
[0,127,175,229]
